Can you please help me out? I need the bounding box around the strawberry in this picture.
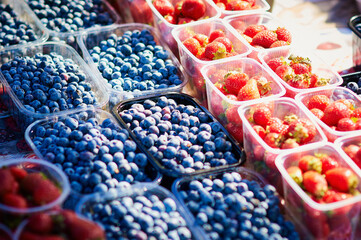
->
[214,81,228,95]
[33,179,61,205]
[287,119,316,144]
[298,155,322,173]
[336,117,356,131]
[174,0,184,17]
[193,33,209,47]
[21,172,45,194]
[267,117,284,134]
[0,169,16,196]
[335,99,354,110]
[274,64,294,82]
[252,125,266,139]
[9,167,27,181]
[288,55,312,72]
[318,154,339,174]
[307,94,330,111]
[237,78,260,101]
[275,27,292,43]
[309,74,330,88]
[266,57,285,72]
[353,147,361,168]
[182,37,201,57]
[177,17,194,24]
[209,29,226,43]
[252,76,271,96]
[153,0,175,16]
[288,74,310,89]
[322,102,351,126]
[325,167,359,193]
[224,71,248,95]
[225,106,241,124]
[226,0,251,10]
[27,212,53,234]
[352,107,361,118]
[290,63,310,74]
[213,37,233,52]
[252,106,271,127]
[287,166,303,185]
[263,132,281,148]
[164,13,177,24]
[303,170,328,198]
[342,144,360,162]
[310,108,324,119]
[355,118,361,130]
[216,2,226,10]
[2,193,27,208]
[67,217,106,240]
[281,138,300,149]
[251,30,277,48]
[322,189,353,203]
[270,40,289,48]
[243,24,267,38]
[181,0,205,20]
[204,41,227,60]
[282,114,298,125]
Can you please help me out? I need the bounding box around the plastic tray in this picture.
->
[113,92,245,178]
[202,57,286,144]
[77,23,188,108]
[0,0,48,52]
[258,47,343,98]
[238,97,327,189]
[275,143,361,240]
[215,0,270,18]
[0,41,109,131]
[349,15,361,71]
[75,182,205,240]
[295,86,361,142]
[172,19,251,106]
[223,12,292,61]
[146,0,221,54]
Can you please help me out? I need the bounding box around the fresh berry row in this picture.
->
[30,110,157,195]
[153,0,207,24]
[176,171,300,240]
[118,95,241,175]
[0,3,38,49]
[26,0,114,32]
[88,29,183,93]
[213,0,261,11]
[182,29,237,60]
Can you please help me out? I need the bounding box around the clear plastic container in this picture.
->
[172,19,251,106]
[0,42,109,131]
[202,57,285,144]
[77,23,188,109]
[223,12,292,61]
[75,182,205,240]
[275,143,361,240]
[0,0,48,52]
[348,15,361,71]
[295,86,361,142]
[258,47,343,98]
[238,97,327,189]
[146,0,221,55]
[113,92,245,178]
[215,0,269,18]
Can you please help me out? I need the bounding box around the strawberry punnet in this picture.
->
[251,30,277,48]
[325,167,359,193]
[303,170,328,198]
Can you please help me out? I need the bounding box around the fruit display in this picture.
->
[173,167,300,240]
[259,48,343,98]
[295,86,361,142]
[115,93,244,177]
[77,24,186,108]
[202,57,285,144]
[76,183,199,240]
[14,210,105,240]
[239,97,327,187]
[172,19,250,106]
[276,143,361,239]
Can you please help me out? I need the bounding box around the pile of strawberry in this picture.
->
[0,168,61,209]
[239,24,292,49]
[19,210,105,240]
[267,55,331,89]
[213,0,261,11]
[305,94,361,131]
[249,104,317,149]
[287,153,359,204]
[182,29,237,60]
[153,0,207,24]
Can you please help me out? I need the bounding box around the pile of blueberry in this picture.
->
[83,186,194,240]
[26,0,114,33]
[177,171,300,240]
[119,95,241,174]
[30,110,157,195]
[0,3,38,49]
[0,53,97,115]
[345,78,361,95]
[88,29,183,93]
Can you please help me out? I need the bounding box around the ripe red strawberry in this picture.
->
[289,55,312,72]
[287,118,316,144]
[204,41,227,60]
[352,107,361,118]
[213,37,233,52]
[9,167,27,181]
[216,2,226,10]
[214,81,228,95]
[237,78,260,101]
[253,106,271,127]
[298,155,322,173]
[310,108,324,119]
[252,125,266,139]
[335,99,354,110]
[303,170,328,198]
[182,37,201,57]
[355,119,361,130]
[209,29,226,43]
[225,106,241,124]
[270,40,289,48]
[337,117,356,131]
[266,57,285,72]
[322,102,351,126]
[263,132,281,148]
[322,189,353,203]
[354,147,361,168]
[288,74,310,89]
[325,167,359,193]
[174,0,184,17]
[318,154,339,174]
[224,71,248,95]
[226,0,251,10]
[287,166,303,185]
[283,114,298,125]
[193,33,209,47]
[21,172,45,194]
[281,138,300,149]
[290,63,311,74]
[275,27,292,43]
[252,76,271,96]
[33,179,61,205]
[164,13,177,24]
[27,213,53,234]
[251,30,277,48]
[307,95,330,111]
[0,169,16,196]
[274,64,294,82]
[2,193,27,208]
[267,117,284,134]
[153,0,175,16]
[181,0,205,20]
[243,24,267,38]
[343,144,360,162]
